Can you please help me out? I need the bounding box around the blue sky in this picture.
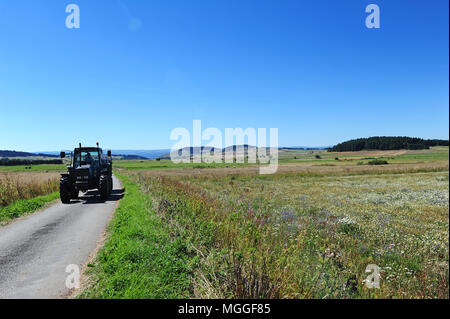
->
[0,0,448,151]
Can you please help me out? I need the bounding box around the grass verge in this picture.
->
[78,174,196,298]
[0,192,59,225]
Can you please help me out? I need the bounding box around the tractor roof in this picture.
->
[75,147,102,152]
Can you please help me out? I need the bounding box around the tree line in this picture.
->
[328,136,449,152]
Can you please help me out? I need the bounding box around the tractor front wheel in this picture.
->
[99,175,109,200]
[60,178,72,204]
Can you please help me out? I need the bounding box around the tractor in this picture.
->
[59,143,113,204]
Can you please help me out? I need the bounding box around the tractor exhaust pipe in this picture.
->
[79,143,82,166]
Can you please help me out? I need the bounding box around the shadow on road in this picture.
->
[68,188,126,205]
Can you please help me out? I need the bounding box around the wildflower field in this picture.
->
[86,161,449,299]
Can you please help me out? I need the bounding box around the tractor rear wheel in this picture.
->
[108,176,113,195]
[99,175,109,200]
[60,178,72,204]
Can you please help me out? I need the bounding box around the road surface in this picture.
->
[0,175,123,299]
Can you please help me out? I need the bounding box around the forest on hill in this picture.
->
[328,136,449,152]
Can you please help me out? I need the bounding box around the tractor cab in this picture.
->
[74,148,101,167]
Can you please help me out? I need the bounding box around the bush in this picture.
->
[315,155,321,159]
[367,159,388,165]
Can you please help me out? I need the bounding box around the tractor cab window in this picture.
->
[74,151,99,167]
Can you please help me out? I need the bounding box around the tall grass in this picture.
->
[136,175,291,298]
[0,174,59,207]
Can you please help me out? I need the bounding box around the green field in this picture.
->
[279,146,449,164]
[0,164,66,172]
[113,146,449,170]
[381,150,449,163]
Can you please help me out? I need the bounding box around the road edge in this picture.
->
[63,175,123,299]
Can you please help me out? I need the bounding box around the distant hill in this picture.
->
[112,154,149,160]
[328,137,449,152]
[289,146,331,150]
[111,149,170,159]
[161,145,284,160]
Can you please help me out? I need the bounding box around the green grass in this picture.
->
[0,192,59,225]
[0,164,66,172]
[79,173,197,298]
[381,150,449,163]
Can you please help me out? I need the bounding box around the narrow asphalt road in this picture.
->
[0,175,123,299]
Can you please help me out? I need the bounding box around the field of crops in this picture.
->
[0,172,60,207]
[0,171,60,224]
